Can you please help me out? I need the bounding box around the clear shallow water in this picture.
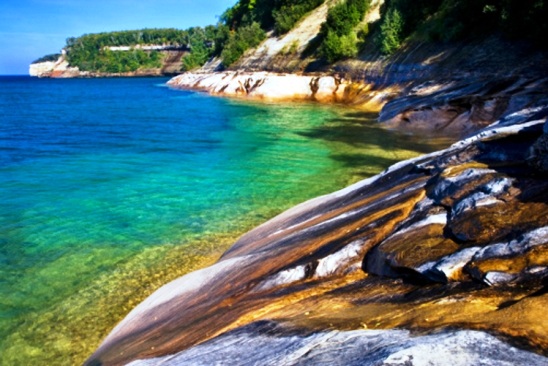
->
[0,76,450,364]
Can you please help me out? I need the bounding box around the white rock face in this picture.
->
[167,72,357,103]
[29,61,57,77]
[29,55,80,77]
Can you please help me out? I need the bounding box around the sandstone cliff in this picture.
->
[29,49,187,78]
[29,52,81,78]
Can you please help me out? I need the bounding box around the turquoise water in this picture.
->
[0,76,449,364]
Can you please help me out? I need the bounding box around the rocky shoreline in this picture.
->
[168,70,548,138]
[86,75,548,364]
[81,36,548,363]
[166,71,391,109]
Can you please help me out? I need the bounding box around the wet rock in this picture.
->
[528,132,548,173]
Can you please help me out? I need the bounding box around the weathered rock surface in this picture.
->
[86,105,548,365]
[168,71,547,138]
[166,71,388,106]
[378,76,548,136]
[126,323,547,366]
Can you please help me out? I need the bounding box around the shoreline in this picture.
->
[166,71,392,111]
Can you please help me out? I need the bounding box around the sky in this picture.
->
[0,0,237,75]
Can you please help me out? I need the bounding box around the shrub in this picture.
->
[221,22,266,66]
[318,0,371,61]
[320,31,359,63]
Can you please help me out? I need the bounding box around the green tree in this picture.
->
[320,31,359,62]
[221,22,266,66]
[318,0,371,61]
[378,8,403,54]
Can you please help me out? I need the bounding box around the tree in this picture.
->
[320,31,358,62]
[221,22,266,66]
[318,0,371,61]
[378,8,403,54]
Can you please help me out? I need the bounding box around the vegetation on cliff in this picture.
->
[219,0,547,63]
[64,28,220,73]
[222,0,326,35]
[56,0,328,72]
[319,0,372,62]
[36,0,547,73]
[376,0,548,54]
[217,0,326,66]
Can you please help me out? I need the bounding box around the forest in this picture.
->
[61,0,547,73]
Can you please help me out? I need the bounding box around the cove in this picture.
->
[0,76,450,364]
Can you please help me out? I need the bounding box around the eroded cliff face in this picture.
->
[167,71,390,108]
[29,55,81,78]
[86,101,548,365]
[29,50,187,78]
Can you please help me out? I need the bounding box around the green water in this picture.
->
[0,77,450,364]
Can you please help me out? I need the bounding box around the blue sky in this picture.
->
[0,0,236,75]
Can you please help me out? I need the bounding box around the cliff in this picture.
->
[29,52,81,78]
[29,48,188,78]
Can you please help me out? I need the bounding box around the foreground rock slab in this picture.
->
[127,323,547,366]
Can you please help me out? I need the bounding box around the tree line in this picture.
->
[61,0,546,72]
[376,0,547,55]
[65,27,221,72]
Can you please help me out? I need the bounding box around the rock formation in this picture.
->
[167,71,386,105]
[29,49,187,78]
[85,97,548,364]
[29,53,81,78]
[89,28,548,364]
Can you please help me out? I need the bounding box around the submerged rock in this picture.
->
[86,105,548,365]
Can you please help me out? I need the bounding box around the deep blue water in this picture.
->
[0,75,447,363]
